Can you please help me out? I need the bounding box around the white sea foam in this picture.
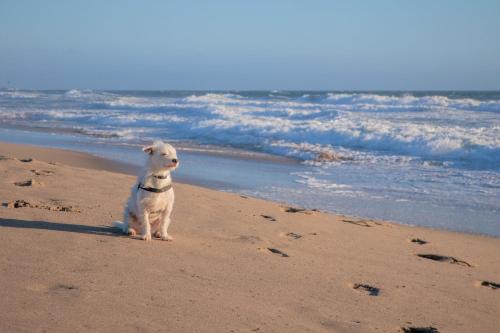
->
[325,92,500,112]
[175,93,500,166]
[1,90,499,169]
[295,173,352,190]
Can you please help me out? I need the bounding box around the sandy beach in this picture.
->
[0,142,499,333]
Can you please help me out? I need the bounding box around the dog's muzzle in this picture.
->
[167,158,179,168]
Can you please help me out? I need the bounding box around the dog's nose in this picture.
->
[172,158,178,164]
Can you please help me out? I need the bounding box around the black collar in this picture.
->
[137,183,172,193]
[153,174,169,179]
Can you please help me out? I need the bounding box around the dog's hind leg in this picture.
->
[125,209,139,236]
[112,207,131,234]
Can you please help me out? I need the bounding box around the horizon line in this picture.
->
[2,87,500,92]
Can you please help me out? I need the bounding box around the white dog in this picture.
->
[113,141,179,241]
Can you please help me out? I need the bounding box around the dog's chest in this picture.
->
[139,190,173,213]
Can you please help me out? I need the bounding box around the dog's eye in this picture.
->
[161,153,168,156]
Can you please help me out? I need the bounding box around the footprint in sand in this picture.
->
[417,254,472,267]
[260,214,277,222]
[19,158,33,163]
[235,235,261,244]
[3,199,81,212]
[52,283,78,291]
[342,219,382,227]
[30,169,55,176]
[400,326,439,333]
[285,232,302,240]
[49,284,80,296]
[351,283,380,296]
[14,179,43,187]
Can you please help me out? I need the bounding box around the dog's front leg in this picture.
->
[140,211,152,241]
[159,210,173,241]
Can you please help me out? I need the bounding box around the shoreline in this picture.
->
[1,126,498,237]
[0,141,499,332]
[1,140,498,239]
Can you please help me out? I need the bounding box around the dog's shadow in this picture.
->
[0,217,121,237]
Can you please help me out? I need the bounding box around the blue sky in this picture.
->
[1,0,499,90]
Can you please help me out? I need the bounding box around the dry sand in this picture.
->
[0,142,499,333]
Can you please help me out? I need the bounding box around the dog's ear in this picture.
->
[142,145,154,155]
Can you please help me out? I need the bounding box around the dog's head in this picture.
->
[143,141,179,172]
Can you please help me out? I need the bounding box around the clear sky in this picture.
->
[1,0,500,90]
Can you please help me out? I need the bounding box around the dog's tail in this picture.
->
[112,220,126,232]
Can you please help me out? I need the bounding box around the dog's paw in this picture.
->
[141,233,152,241]
[161,234,174,241]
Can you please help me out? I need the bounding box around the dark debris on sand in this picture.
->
[417,254,472,267]
[267,248,289,257]
[401,326,439,333]
[481,281,500,290]
[284,206,318,214]
[410,238,428,245]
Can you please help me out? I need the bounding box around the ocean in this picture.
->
[0,89,499,236]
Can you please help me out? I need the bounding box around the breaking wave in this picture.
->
[0,89,499,169]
